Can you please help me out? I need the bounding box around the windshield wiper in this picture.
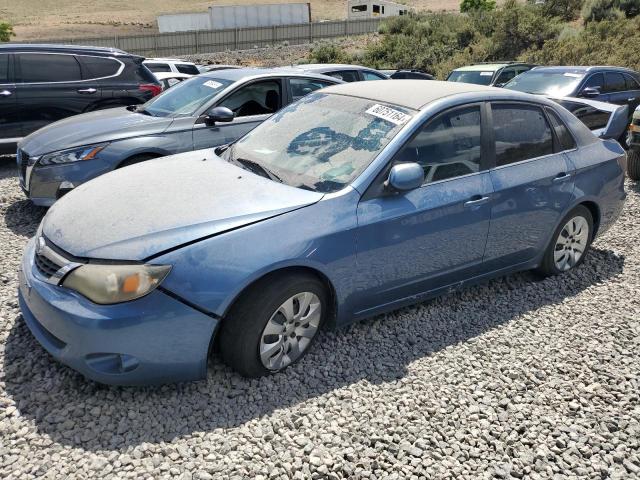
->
[233,157,283,183]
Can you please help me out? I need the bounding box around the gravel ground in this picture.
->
[0,156,639,479]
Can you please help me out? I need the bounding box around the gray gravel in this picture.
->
[1,156,639,479]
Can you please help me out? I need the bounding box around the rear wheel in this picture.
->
[219,273,327,377]
[628,148,640,181]
[537,205,593,277]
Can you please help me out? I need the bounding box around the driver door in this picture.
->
[192,78,283,150]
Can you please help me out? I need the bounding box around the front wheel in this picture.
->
[219,273,327,377]
[628,148,640,181]
[537,205,593,277]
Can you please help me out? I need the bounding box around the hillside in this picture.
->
[0,0,461,41]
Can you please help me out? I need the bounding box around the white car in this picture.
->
[143,58,199,75]
[153,72,193,90]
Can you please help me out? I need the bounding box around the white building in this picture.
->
[347,0,410,19]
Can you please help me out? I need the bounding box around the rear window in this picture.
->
[447,70,494,86]
[18,53,82,83]
[0,54,8,83]
[326,70,360,82]
[78,55,121,79]
[176,63,199,75]
[145,62,171,73]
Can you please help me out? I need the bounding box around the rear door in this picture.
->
[0,52,21,143]
[192,78,283,150]
[15,52,100,136]
[483,102,575,271]
[622,73,640,115]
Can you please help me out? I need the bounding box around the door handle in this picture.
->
[77,88,97,94]
[464,195,490,207]
[553,172,571,183]
[0,90,12,97]
[628,98,636,103]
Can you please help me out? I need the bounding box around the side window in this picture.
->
[351,5,367,12]
[624,74,640,90]
[145,63,171,73]
[392,105,482,184]
[219,80,281,117]
[176,64,199,75]
[77,56,120,79]
[0,54,8,83]
[362,71,386,81]
[583,73,604,91]
[492,104,553,166]
[326,70,360,82]
[289,78,334,101]
[495,68,516,85]
[373,5,381,14]
[18,53,82,83]
[605,72,626,93]
[546,108,577,152]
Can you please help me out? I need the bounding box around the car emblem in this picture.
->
[36,236,46,256]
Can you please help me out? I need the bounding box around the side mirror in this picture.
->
[580,87,600,98]
[387,163,424,192]
[204,106,235,126]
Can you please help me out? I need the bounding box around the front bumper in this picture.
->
[18,238,219,386]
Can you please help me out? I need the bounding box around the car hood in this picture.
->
[42,151,324,260]
[19,107,174,156]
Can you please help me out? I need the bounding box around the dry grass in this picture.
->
[0,0,461,41]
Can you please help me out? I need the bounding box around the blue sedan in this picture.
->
[18,81,626,385]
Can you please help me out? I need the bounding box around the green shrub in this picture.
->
[460,0,496,13]
[308,43,350,64]
[0,22,13,42]
[530,0,584,20]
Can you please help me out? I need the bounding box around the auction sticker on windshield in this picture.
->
[203,80,224,89]
[366,104,411,126]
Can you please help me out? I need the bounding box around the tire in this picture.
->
[118,154,158,169]
[628,148,640,181]
[219,273,328,378]
[537,205,594,277]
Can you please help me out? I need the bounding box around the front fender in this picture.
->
[153,189,360,325]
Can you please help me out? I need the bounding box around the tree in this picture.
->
[0,22,14,42]
[460,0,497,13]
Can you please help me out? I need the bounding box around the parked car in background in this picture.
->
[388,69,434,80]
[504,66,640,146]
[143,58,200,75]
[628,106,640,179]
[18,81,626,385]
[284,64,388,82]
[446,62,535,87]
[550,97,629,140]
[153,72,192,90]
[17,68,341,205]
[0,44,161,154]
[197,64,242,74]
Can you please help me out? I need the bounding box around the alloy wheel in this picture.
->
[554,216,589,271]
[259,292,322,370]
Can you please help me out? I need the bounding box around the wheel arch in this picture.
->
[222,265,339,329]
[116,151,166,169]
[579,200,601,238]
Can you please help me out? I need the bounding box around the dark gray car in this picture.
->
[18,68,341,206]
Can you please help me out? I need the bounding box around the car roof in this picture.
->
[530,65,637,74]
[453,63,527,72]
[0,43,130,56]
[145,57,195,63]
[287,63,379,72]
[321,80,498,110]
[201,67,341,83]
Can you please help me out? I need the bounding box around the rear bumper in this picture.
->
[18,238,219,386]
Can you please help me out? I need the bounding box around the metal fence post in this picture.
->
[195,30,199,53]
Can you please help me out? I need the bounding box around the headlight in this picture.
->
[62,264,171,304]
[39,143,109,166]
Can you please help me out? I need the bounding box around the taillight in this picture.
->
[139,83,162,97]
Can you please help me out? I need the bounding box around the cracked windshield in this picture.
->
[224,93,414,192]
